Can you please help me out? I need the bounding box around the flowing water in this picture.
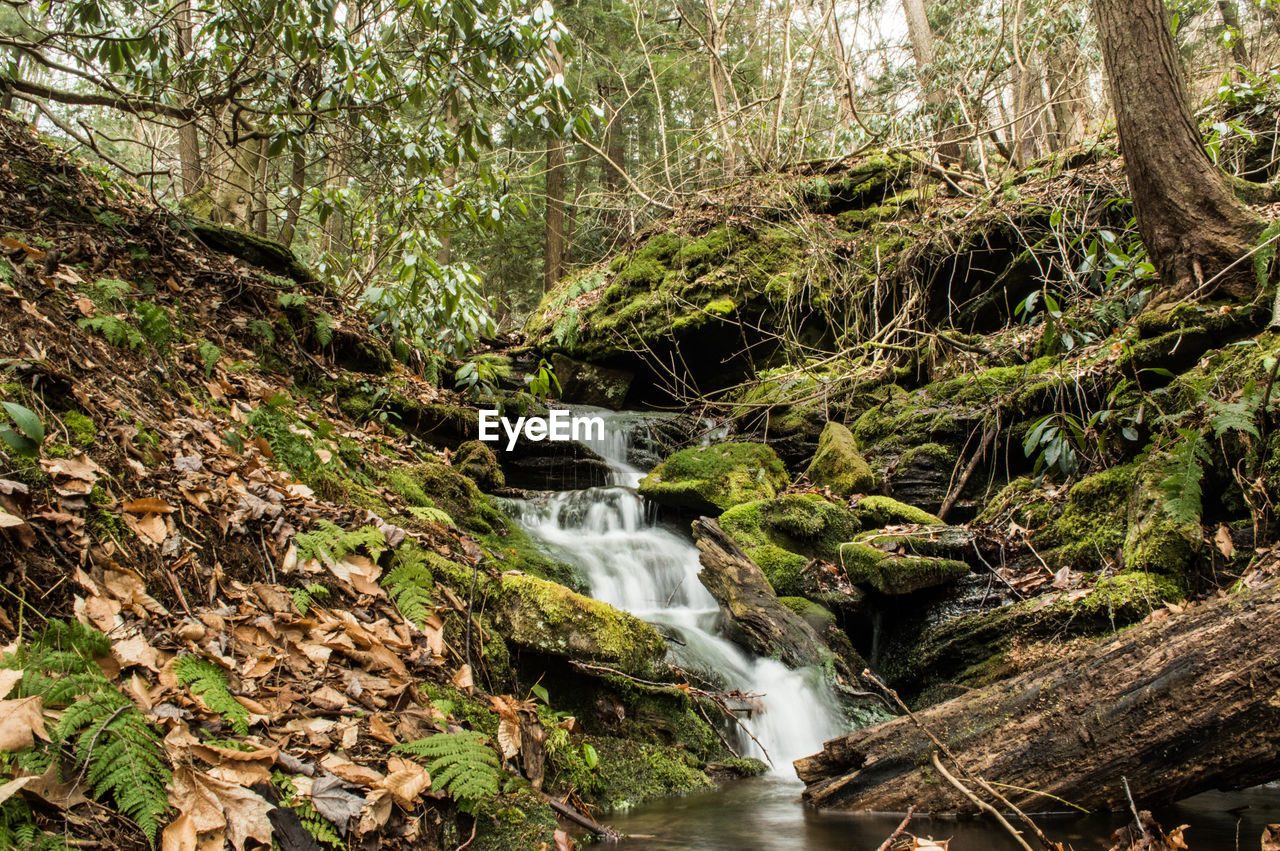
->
[507,410,1280,849]
[507,410,846,768]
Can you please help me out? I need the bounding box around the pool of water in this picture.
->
[602,776,1280,850]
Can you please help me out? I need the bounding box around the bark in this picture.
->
[277,147,306,248]
[1219,0,1253,69]
[174,0,202,197]
[902,0,961,164]
[213,123,262,228]
[1046,45,1087,151]
[796,580,1280,813]
[253,136,269,237]
[1093,0,1263,300]
[704,0,738,174]
[438,104,458,266]
[542,131,566,292]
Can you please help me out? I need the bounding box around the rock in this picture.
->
[848,495,941,528]
[453,440,505,491]
[806,422,874,496]
[860,526,977,561]
[837,543,969,595]
[550,353,633,409]
[638,442,788,513]
[1123,452,1202,581]
[885,442,956,514]
[718,493,858,596]
[1032,464,1134,569]
[692,519,862,678]
[187,219,317,284]
[492,574,666,678]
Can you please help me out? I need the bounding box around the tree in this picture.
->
[903,0,961,164]
[1093,0,1263,300]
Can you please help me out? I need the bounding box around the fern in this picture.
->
[195,340,222,377]
[0,797,69,850]
[79,315,144,349]
[392,731,500,806]
[313,311,335,347]
[293,519,387,568]
[0,621,169,845]
[134,301,174,349]
[383,546,436,628]
[277,291,308,309]
[272,771,342,847]
[407,505,455,526]
[291,582,330,615]
[174,655,250,736]
[1206,396,1261,440]
[85,277,131,308]
[1160,429,1210,525]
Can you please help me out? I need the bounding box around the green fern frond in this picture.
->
[1160,430,1210,526]
[392,731,500,805]
[1206,397,1261,440]
[291,582,331,615]
[293,519,387,567]
[383,547,436,628]
[134,302,174,349]
[407,505,455,526]
[174,655,250,736]
[273,771,343,847]
[2,621,169,846]
[0,797,69,851]
[78,315,144,349]
[313,311,335,347]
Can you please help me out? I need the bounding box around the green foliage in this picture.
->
[0,797,69,850]
[245,405,321,474]
[272,771,343,847]
[79,315,144,349]
[173,655,250,736]
[0,400,44,457]
[383,545,436,628]
[134,301,174,350]
[1,620,168,846]
[293,519,387,568]
[407,505,456,526]
[85,278,131,308]
[291,582,330,615]
[312,311,335,347]
[195,339,222,377]
[1160,429,1210,526]
[277,291,308,309]
[392,731,501,807]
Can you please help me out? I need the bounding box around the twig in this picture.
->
[940,423,997,521]
[875,805,917,851]
[1121,776,1147,841]
[538,790,622,840]
[931,753,1032,851]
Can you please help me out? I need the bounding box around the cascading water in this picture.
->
[506,410,845,769]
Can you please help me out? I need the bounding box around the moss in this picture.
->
[1122,452,1202,582]
[704,296,736,316]
[976,477,1053,529]
[589,737,713,811]
[850,495,941,528]
[492,574,667,677]
[61,410,97,446]
[454,440,505,491]
[779,596,836,630]
[746,545,810,596]
[638,442,788,513]
[837,543,969,595]
[806,421,875,496]
[471,788,559,851]
[1032,463,1136,569]
[720,493,858,562]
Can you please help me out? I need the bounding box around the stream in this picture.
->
[508,410,1280,850]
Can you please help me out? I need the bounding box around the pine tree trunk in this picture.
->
[1094,0,1262,300]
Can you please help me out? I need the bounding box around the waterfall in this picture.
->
[506,410,845,770]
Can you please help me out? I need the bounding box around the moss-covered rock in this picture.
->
[1032,464,1135,569]
[587,737,714,810]
[470,788,560,850]
[720,493,858,562]
[1123,452,1202,581]
[638,442,788,513]
[838,543,969,595]
[780,596,837,630]
[453,440,505,491]
[492,574,666,677]
[850,495,941,528]
[550,353,633,409]
[745,544,811,597]
[806,421,875,496]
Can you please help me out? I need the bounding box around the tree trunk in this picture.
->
[277,147,306,248]
[1093,0,1262,300]
[1046,44,1087,150]
[902,0,961,164]
[704,0,738,174]
[1219,0,1253,69]
[543,133,566,292]
[174,0,202,197]
[438,104,458,266]
[796,580,1280,812]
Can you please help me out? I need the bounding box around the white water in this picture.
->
[507,411,845,770]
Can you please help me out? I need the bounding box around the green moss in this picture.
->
[453,440,505,491]
[779,596,836,629]
[976,477,1053,529]
[850,495,941,528]
[746,545,810,596]
[1032,464,1136,569]
[589,737,713,811]
[704,296,736,315]
[61,410,97,446]
[471,788,559,851]
[720,493,858,562]
[638,442,788,513]
[492,574,666,677]
[837,543,969,595]
[806,421,875,496]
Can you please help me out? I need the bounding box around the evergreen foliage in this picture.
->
[293,519,387,567]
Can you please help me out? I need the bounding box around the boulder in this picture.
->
[848,495,941,528]
[550,353,633,409]
[638,442,788,513]
[1123,452,1202,581]
[453,440,505,491]
[718,493,857,596]
[492,574,667,678]
[805,422,875,496]
[837,543,969,595]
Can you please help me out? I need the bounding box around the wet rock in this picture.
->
[884,442,956,513]
[718,493,858,596]
[806,422,875,496]
[550,353,633,409]
[692,518,863,678]
[1123,452,1202,581]
[492,573,667,678]
[837,542,969,595]
[848,495,941,528]
[638,442,788,513]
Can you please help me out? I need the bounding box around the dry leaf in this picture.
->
[0,695,48,751]
[308,772,365,828]
[0,777,33,806]
[0,668,21,698]
[320,753,385,787]
[123,497,175,515]
[369,714,397,745]
[1215,524,1235,559]
[380,756,431,808]
[165,767,274,851]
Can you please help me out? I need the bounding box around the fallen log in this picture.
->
[795,580,1280,813]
